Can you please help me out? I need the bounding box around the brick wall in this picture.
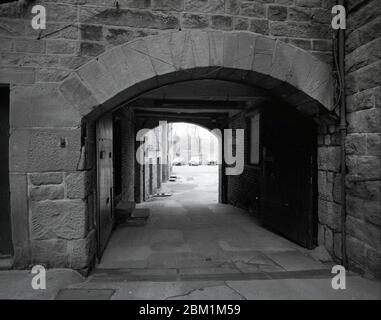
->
[343,0,380,278]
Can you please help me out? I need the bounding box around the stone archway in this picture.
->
[58,30,335,122]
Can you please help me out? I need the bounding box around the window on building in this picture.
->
[249,112,260,165]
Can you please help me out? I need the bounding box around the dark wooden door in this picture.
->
[0,86,12,256]
[261,104,316,248]
[96,114,114,258]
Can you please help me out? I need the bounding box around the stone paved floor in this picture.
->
[57,166,380,300]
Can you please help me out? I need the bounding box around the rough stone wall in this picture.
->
[0,0,334,88]
[317,124,342,261]
[343,0,380,278]
[27,171,95,270]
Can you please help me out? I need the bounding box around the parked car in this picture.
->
[207,158,218,165]
[188,156,202,166]
[172,157,185,166]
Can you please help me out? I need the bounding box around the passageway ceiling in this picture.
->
[129,79,271,122]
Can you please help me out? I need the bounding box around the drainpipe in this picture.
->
[337,0,348,268]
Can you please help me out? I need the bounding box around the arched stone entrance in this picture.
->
[59,30,335,121]
[10,30,338,270]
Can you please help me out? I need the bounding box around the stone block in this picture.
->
[0,18,24,37]
[59,73,99,117]
[346,179,380,202]
[347,108,380,134]
[29,172,63,186]
[79,7,179,29]
[288,7,311,21]
[332,173,342,203]
[46,40,77,54]
[249,18,269,34]
[270,21,330,39]
[10,83,81,128]
[36,68,70,83]
[346,235,366,266]
[30,185,65,201]
[366,133,381,156]
[9,174,28,247]
[80,24,103,41]
[121,39,157,85]
[268,5,288,21]
[318,223,325,244]
[333,232,342,259]
[234,17,249,30]
[168,31,194,71]
[1,52,60,69]
[0,67,35,85]
[185,0,224,13]
[317,146,340,172]
[10,128,82,173]
[270,40,298,83]
[295,0,322,7]
[346,61,381,95]
[208,31,224,66]
[318,199,341,231]
[346,215,381,250]
[324,226,333,253]
[211,15,233,31]
[76,59,122,106]
[312,39,331,51]
[31,239,68,267]
[252,36,276,75]
[241,2,266,18]
[25,22,79,40]
[287,49,314,89]
[345,38,381,73]
[153,0,185,11]
[79,41,105,57]
[345,134,367,155]
[44,3,78,24]
[31,200,87,240]
[14,39,45,54]
[65,171,91,199]
[346,86,380,113]
[68,230,96,269]
[318,170,334,201]
[366,246,381,279]
[181,13,209,29]
[346,155,380,180]
[190,31,210,68]
[104,27,134,46]
[145,33,176,76]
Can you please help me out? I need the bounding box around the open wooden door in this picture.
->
[260,104,317,249]
[96,113,114,259]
